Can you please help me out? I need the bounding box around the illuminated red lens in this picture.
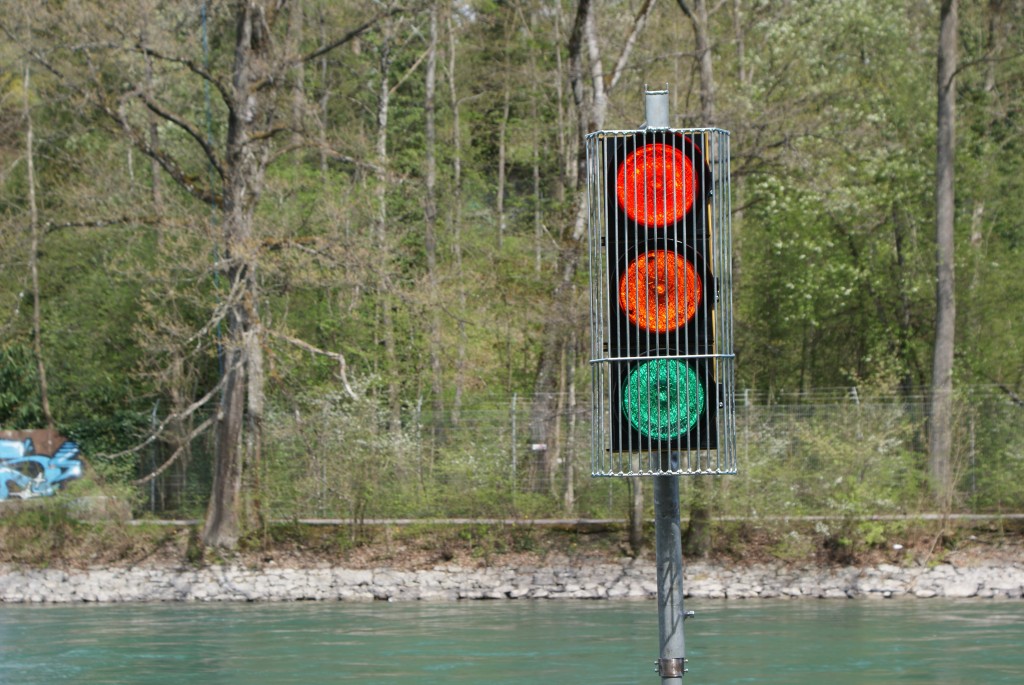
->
[618,250,702,333]
[616,143,695,227]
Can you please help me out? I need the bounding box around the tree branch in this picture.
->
[608,0,656,93]
[98,93,221,206]
[44,215,154,235]
[676,0,696,21]
[389,45,430,96]
[98,370,229,461]
[298,12,388,65]
[133,42,235,117]
[132,416,214,486]
[995,383,1023,408]
[138,92,225,180]
[266,329,357,400]
[248,126,291,142]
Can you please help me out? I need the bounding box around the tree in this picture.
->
[930,0,958,507]
[22,20,54,431]
[20,1,380,547]
[528,0,654,499]
[677,0,716,560]
[2,0,1019,530]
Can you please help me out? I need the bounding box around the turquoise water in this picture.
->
[0,599,1020,684]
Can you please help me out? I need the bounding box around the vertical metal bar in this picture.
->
[654,473,686,683]
[720,130,736,473]
[587,134,604,475]
[644,88,688,682]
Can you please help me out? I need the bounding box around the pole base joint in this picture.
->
[655,657,686,678]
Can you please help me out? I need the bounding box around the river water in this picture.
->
[0,599,1019,684]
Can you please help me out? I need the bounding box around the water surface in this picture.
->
[0,599,1019,684]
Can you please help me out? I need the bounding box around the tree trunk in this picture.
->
[530,42,543,274]
[24,60,54,431]
[424,2,444,439]
[677,0,715,123]
[317,7,331,187]
[929,0,958,509]
[679,0,717,558]
[732,0,747,85]
[143,26,163,221]
[682,480,712,558]
[563,326,578,514]
[166,353,193,510]
[373,20,400,431]
[552,6,569,206]
[445,3,467,427]
[287,0,305,146]
[203,2,272,548]
[496,81,510,251]
[529,0,650,494]
[527,0,596,492]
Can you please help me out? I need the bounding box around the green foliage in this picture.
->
[62,409,150,482]
[0,344,44,428]
[0,499,81,564]
[734,392,929,521]
[262,382,420,520]
[0,485,148,566]
[0,0,1019,533]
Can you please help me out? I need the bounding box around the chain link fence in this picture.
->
[134,386,1023,522]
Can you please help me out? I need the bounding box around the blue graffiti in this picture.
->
[0,438,82,500]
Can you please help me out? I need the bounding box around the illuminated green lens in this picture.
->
[624,360,704,440]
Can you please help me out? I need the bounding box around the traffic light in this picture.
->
[605,131,717,454]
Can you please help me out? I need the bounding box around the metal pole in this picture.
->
[645,86,670,128]
[654,473,687,683]
[646,87,688,683]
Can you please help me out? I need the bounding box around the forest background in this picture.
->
[0,0,1021,558]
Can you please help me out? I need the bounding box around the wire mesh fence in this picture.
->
[133,385,1023,521]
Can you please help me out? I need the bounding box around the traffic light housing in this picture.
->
[588,127,735,475]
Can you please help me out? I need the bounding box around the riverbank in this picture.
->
[2,555,1022,604]
[3,511,1022,603]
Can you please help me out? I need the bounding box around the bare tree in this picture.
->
[423,1,445,438]
[678,0,716,559]
[445,0,468,426]
[372,14,401,432]
[930,0,958,508]
[22,20,54,430]
[25,1,382,547]
[529,0,654,461]
[529,0,654,546]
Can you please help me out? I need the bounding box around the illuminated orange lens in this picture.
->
[618,250,702,333]
[616,143,695,227]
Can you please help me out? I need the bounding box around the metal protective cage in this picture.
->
[587,127,736,477]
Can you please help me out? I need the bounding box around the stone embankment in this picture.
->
[1,559,1022,603]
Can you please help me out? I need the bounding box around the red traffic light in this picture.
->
[618,249,703,333]
[615,142,696,227]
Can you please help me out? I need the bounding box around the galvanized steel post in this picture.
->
[645,88,688,684]
[654,473,687,683]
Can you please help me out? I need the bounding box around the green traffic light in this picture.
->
[624,359,704,440]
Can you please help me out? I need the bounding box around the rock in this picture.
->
[2,558,1022,604]
[943,581,979,598]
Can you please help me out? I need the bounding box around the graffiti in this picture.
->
[0,434,83,501]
